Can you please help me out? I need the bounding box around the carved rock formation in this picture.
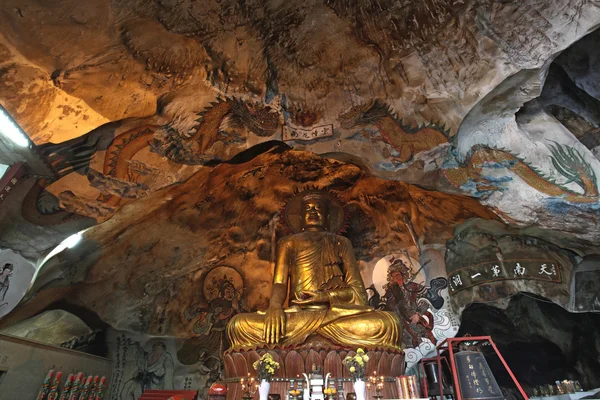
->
[0,3,600,389]
[10,150,496,336]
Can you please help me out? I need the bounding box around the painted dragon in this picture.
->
[23,97,279,226]
[339,99,451,163]
[443,142,599,203]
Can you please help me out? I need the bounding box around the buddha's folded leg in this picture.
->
[227,313,266,350]
[318,311,402,350]
[227,311,327,350]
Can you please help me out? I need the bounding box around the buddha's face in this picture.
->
[302,198,328,230]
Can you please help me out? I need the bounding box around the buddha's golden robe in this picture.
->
[227,231,402,351]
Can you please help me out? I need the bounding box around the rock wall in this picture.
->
[445,219,579,316]
[459,294,600,391]
[0,0,599,257]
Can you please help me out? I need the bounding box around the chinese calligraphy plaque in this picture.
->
[454,351,503,400]
[448,259,561,294]
[282,124,334,141]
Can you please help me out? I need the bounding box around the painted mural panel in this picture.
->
[107,269,244,399]
[0,249,35,318]
[570,256,600,313]
[107,330,220,400]
[367,248,459,368]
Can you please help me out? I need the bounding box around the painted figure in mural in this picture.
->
[0,263,14,303]
[227,190,402,351]
[366,284,383,309]
[178,270,244,366]
[187,277,241,335]
[120,342,174,400]
[381,257,447,348]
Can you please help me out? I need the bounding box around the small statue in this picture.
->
[226,190,402,351]
[310,363,322,378]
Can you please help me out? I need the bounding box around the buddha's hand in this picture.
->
[264,306,286,344]
[291,290,328,305]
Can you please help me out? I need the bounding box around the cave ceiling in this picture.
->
[0,0,599,331]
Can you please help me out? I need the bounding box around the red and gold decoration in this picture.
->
[239,374,259,400]
[78,375,94,399]
[87,376,100,400]
[94,376,107,400]
[47,371,63,400]
[60,374,74,400]
[68,373,84,400]
[36,370,54,400]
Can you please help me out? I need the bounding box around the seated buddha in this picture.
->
[227,190,402,351]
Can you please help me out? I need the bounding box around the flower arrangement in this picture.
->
[324,387,338,400]
[253,353,280,381]
[343,348,369,382]
[289,389,302,400]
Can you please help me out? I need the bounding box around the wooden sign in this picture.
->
[448,258,561,294]
[282,124,334,141]
[0,162,25,202]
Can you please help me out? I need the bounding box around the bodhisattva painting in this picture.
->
[1,1,600,399]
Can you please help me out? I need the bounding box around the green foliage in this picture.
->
[548,141,597,195]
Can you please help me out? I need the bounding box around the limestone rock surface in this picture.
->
[17,150,496,336]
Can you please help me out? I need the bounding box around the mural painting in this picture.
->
[120,341,175,399]
[108,331,214,400]
[177,266,246,371]
[108,266,248,400]
[0,249,35,318]
[369,249,458,368]
[336,98,600,209]
[442,142,599,202]
[23,96,280,226]
[339,99,451,168]
[573,270,600,312]
[570,256,600,313]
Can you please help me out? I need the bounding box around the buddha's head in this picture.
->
[301,193,329,231]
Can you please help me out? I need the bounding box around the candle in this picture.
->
[94,376,106,400]
[59,374,74,400]
[37,370,55,400]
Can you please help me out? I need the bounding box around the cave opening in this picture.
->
[457,293,600,397]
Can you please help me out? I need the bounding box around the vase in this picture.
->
[353,379,366,400]
[259,379,270,400]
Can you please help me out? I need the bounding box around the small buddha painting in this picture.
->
[0,249,35,319]
[311,363,322,378]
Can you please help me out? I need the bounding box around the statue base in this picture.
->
[223,338,405,400]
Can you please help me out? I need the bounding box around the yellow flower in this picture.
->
[357,348,365,354]
[344,356,352,362]
[357,358,364,366]
[363,355,369,362]
[350,366,356,373]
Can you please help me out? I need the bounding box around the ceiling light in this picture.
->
[36,229,89,271]
[62,232,82,249]
[0,106,30,148]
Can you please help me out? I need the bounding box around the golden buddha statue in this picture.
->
[227,190,402,351]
